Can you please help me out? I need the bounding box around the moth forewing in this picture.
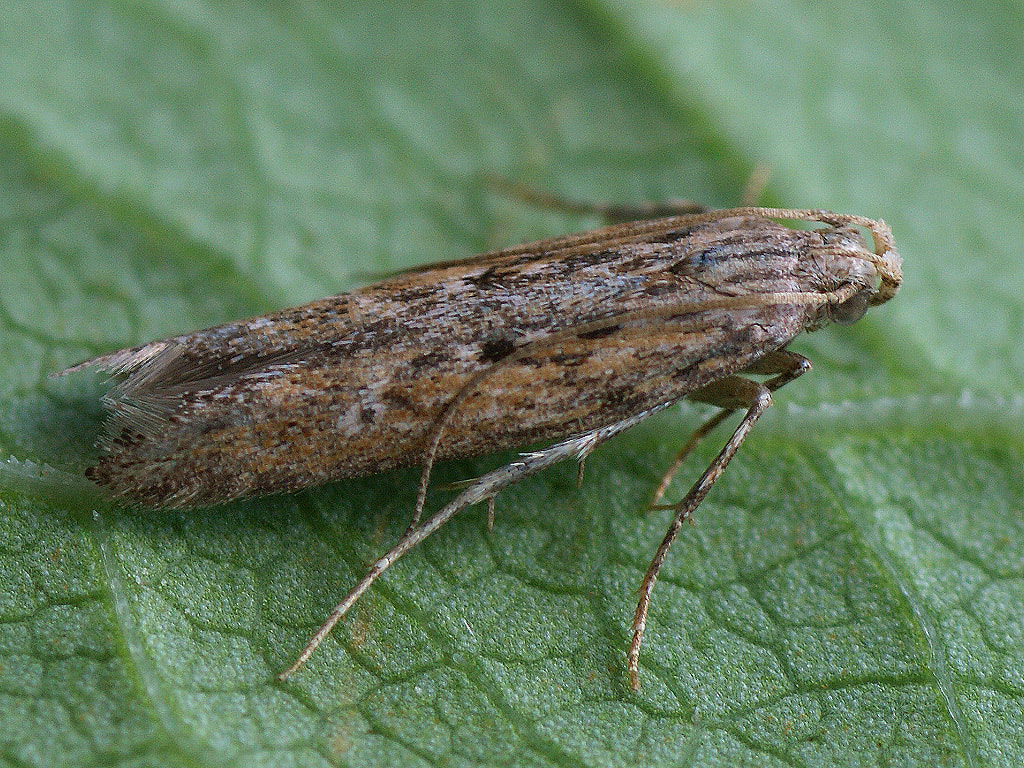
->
[60,206,901,688]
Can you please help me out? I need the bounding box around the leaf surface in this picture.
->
[1,1,1021,765]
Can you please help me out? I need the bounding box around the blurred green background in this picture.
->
[1,1,1022,766]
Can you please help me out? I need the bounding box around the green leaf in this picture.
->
[1,0,1021,766]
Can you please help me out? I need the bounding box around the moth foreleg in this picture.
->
[648,349,811,508]
[744,348,812,392]
[646,408,734,510]
[627,352,808,691]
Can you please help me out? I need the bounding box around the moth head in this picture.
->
[814,214,902,308]
[697,207,902,330]
[702,207,902,318]
[806,215,905,337]
[811,219,902,325]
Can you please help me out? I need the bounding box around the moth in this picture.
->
[62,205,902,689]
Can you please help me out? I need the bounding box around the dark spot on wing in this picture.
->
[480,335,517,363]
[578,325,620,340]
[466,266,508,289]
[643,227,697,245]
[409,350,448,371]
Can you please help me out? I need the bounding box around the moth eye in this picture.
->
[831,290,872,325]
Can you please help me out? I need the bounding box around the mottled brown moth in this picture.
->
[61,205,902,689]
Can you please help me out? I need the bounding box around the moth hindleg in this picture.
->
[279,401,674,681]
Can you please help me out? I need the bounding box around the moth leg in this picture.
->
[403,475,499,530]
[628,350,810,691]
[646,409,733,510]
[490,178,709,224]
[648,349,810,508]
[486,497,497,531]
[740,162,772,207]
[279,401,673,681]
[743,348,811,389]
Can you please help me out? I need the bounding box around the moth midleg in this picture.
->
[648,349,811,508]
[627,349,810,691]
